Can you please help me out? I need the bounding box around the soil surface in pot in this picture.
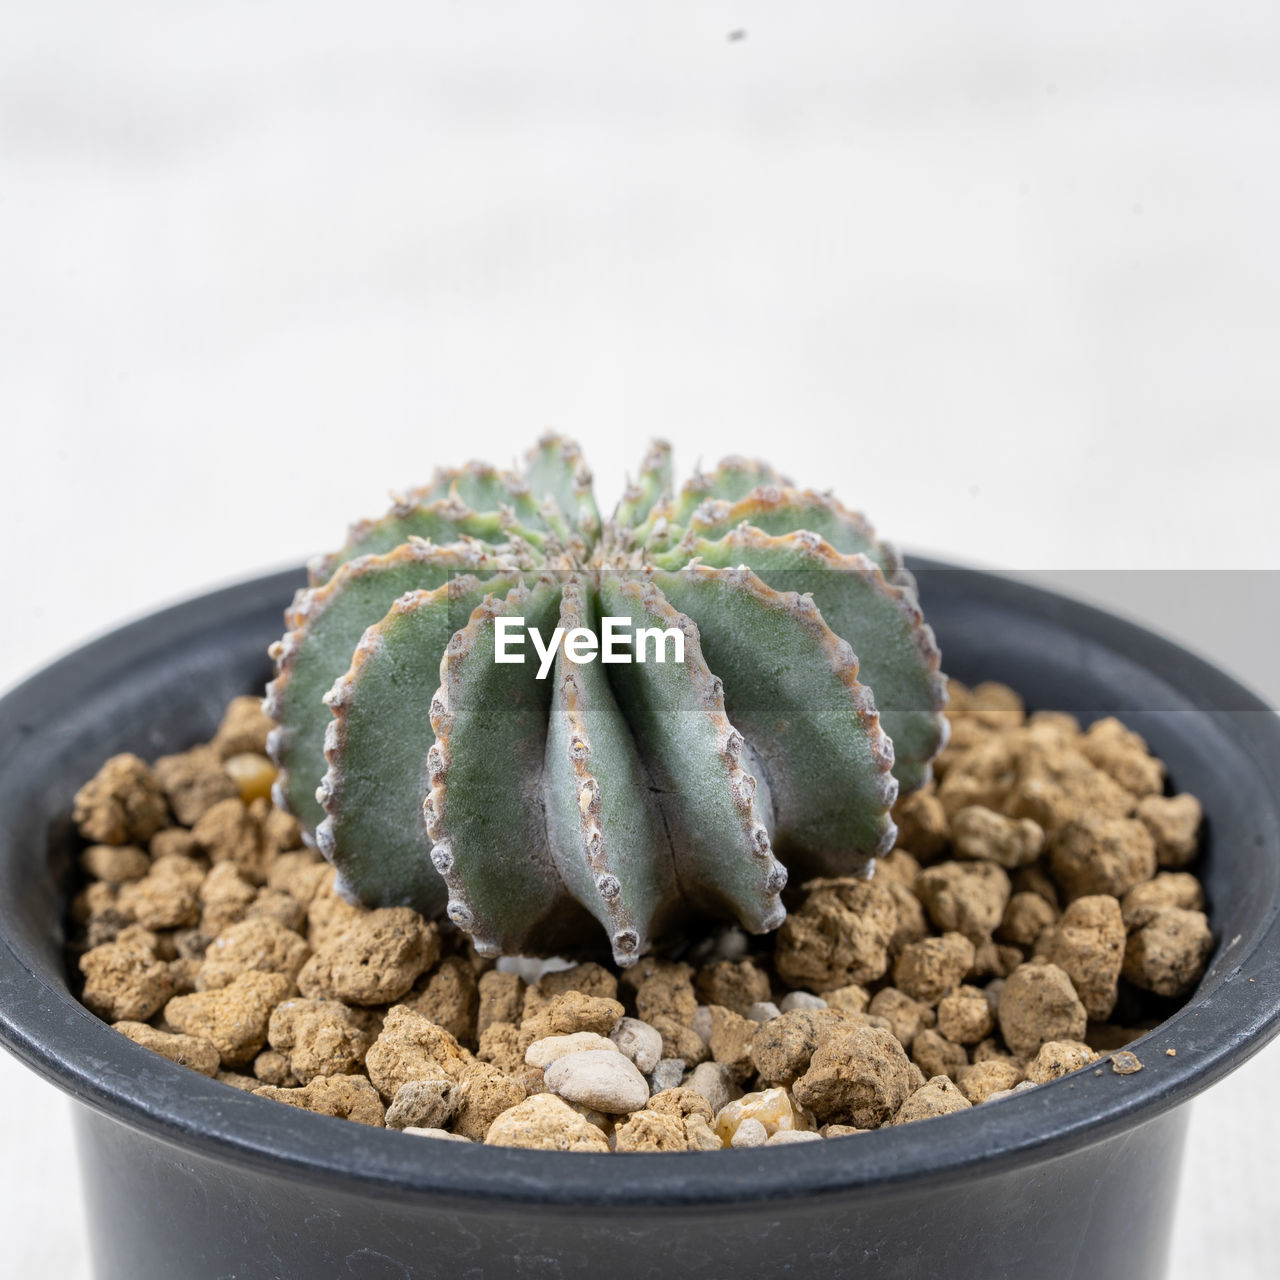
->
[64,678,1213,1151]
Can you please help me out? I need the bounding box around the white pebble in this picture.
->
[713,1087,804,1145]
[766,1130,823,1146]
[685,1061,734,1115]
[692,1005,714,1045]
[401,1127,473,1143]
[710,927,751,962]
[649,1058,686,1092]
[495,955,575,984]
[525,1032,618,1069]
[746,1001,781,1023]
[779,991,827,1012]
[610,1017,662,1075]
[730,1118,768,1148]
[544,1049,650,1114]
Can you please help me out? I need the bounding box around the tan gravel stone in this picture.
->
[792,1026,914,1128]
[916,860,1012,942]
[935,985,995,1045]
[1025,1040,1098,1083]
[451,1062,527,1141]
[1135,794,1202,868]
[112,1020,220,1076]
[298,908,439,1006]
[774,878,898,991]
[950,806,1045,869]
[998,963,1087,1058]
[1035,895,1125,1020]
[364,1005,473,1101]
[74,754,170,845]
[1050,815,1156,901]
[154,746,238,827]
[1123,908,1214,997]
[164,970,292,1067]
[957,1059,1024,1104]
[267,998,370,1082]
[889,1074,972,1125]
[484,1093,611,1151]
[909,1028,968,1082]
[254,1073,385,1126]
[199,917,310,992]
[893,933,976,1006]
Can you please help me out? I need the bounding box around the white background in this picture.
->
[2,3,1277,1276]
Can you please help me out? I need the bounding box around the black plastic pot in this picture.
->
[1,561,1278,1280]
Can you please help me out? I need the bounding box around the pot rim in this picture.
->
[1,560,1278,1211]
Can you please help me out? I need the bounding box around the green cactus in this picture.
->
[265,435,947,965]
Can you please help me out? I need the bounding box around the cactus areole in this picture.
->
[265,437,948,966]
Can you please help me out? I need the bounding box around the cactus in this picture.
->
[265,435,947,965]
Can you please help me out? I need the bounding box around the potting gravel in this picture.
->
[65,680,1214,1151]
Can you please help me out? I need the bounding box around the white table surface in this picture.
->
[2,4,1277,1276]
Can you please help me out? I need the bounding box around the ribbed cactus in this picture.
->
[265,437,947,965]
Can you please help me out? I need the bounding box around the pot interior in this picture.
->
[1,560,1277,1205]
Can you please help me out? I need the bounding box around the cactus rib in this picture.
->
[524,433,601,539]
[612,440,674,532]
[656,526,948,791]
[309,497,546,586]
[265,540,521,835]
[652,564,899,879]
[423,577,593,957]
[662,456,794,526]
[543,576,674,964]
[598,574,787,934]
[316,573,518,915]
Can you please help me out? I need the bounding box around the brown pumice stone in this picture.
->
[253,1074,386,1127]
[1049,815,1156,901]
[773,879,898,991]
[267,998,372,1082]
[1122,909,1214,998]
[198,917,311,992]
[956,1059,1024,1103]
[153,746,239,827]
[889,1074,972,1125]
[79,927,175,1023]
[916,860,1012,943]
[792,1026,916,1128]
[297,909,440,1006]
[997,964,1088,1059]
[112,1021,222,1077]
[117,856,206,931]
[1135,794,1203,869]
[73,754,170,846]
[909,1028,969,1081]
[892,933,976,1006]
[1024,1041,1098,1084]
[949,806,1045,869]
[998,891,1059,948]
[66,682,1214,1150]
[164,970,293,1067]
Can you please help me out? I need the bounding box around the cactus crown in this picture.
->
[266,436,947,965]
